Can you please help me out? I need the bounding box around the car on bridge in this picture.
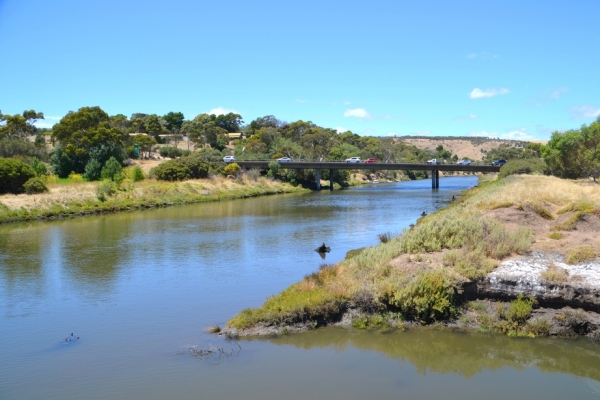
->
[491,159,507,166]
[364,158,377,163]
[277,157,292,163]
[427,159,442,165]
[345,157,361,163]
[223,156,236,163]
[456,159,471,165]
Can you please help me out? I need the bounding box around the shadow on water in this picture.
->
[250,327,600,382]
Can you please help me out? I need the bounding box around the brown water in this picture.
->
[1,177,600,399]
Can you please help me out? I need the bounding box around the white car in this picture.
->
[277,157,292,163]
[345,157,361,163]
[427,159,442,165]
[223,156,236,163]
[456,159,471,165]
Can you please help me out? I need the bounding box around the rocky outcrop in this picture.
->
[477,251,600,311]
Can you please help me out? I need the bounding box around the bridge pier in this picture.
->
[330,169,333,190]
[316,168,321,191]
[431,169,439,189]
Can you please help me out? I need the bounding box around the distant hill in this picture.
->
[397,136,546,161]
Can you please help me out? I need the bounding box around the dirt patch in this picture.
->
[401,138,529,161]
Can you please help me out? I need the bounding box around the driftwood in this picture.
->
[315,242,331,253]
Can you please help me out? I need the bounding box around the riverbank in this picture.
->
[224,174,600,339]
[0,174,309,224]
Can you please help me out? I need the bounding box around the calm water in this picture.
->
[1,177,600,399]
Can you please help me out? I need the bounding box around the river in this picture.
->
[1,176,600,399]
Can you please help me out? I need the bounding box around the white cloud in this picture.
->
[343,100,350,105]
[469,88,510,99]
[468,128,538,141]
[531,87,569,106]
[386,131,398,136]
[466,52,498,60]
[33,121,56,129]
[454,113,478,121]
[207,107,239,115]
[295,99,308,104]
[335,127,347,133]
[343,108,370,118]
[569,105,600,119]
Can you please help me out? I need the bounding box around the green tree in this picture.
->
[0,110,44,140]
[101,156,123,182]
[145,114,163,137]
[542,129,583,179]
[51,106,123,173]
[162,112,185,133]
[133,134,158,159]
[83,158,102,181]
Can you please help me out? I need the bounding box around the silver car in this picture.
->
[345,157,361,163]
[223,156,236,163]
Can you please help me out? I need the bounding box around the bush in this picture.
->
[101,156,123,183]
[0,157,36,194]
[159,146,190,159]
[499,158,546,179]
[83,158,102,181]
[131,166,145,182]
[224,162,240,175]
[152,160,192,181]
[152,154,210,181]
[30,157,48,177]
[96,181,117,201]
[23,177,48,194]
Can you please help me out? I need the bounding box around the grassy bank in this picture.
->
[227,175,600,336]
[0,174,309,224]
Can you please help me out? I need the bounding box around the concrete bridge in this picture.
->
[235,161,500,189]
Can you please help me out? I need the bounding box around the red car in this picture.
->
[364,158,377,163]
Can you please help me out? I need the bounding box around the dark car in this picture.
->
[491,159,507,166]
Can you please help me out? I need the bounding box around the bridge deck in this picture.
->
[236,161,500,173]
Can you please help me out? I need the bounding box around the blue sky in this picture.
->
[1,0,598,140]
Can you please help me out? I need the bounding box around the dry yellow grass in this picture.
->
[472,175,600,212]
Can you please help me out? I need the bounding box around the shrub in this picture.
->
[131,166,145,182]
[101,156,123,183]
[30,157,48,177]
[566,246,598,264]
[96,181,117,201]
[159,146,189,159]
[68,173,84,182]
[498,158,547,179]
[0,157,36,194]
[23,177,48,194]
[506,294,535,324]
[152,160,192,181]
[387,270,456,323]
[83,158,102,181]
[223,162,240,176]
[548,232,564,240]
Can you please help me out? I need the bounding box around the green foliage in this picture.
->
[0,138,47,159]
[498,158,547,179]
[548,232,564,240]
[267,161,280,179]
[30,157,48,176]
[506,294,535,325]
[131,166,145,182]
[543,119,600,180]
[49,145,74,178]
[159,146,189,158]
[101,156,123,182]
[0,157,36,194]
[223,162,240,175]
[387,271,456,323]
[151,154,210,181]
[83,158,102,181]
[23,177,48,194]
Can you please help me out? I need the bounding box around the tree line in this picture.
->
[1,106,600,194]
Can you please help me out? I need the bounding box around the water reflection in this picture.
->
[255,327,600,382]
